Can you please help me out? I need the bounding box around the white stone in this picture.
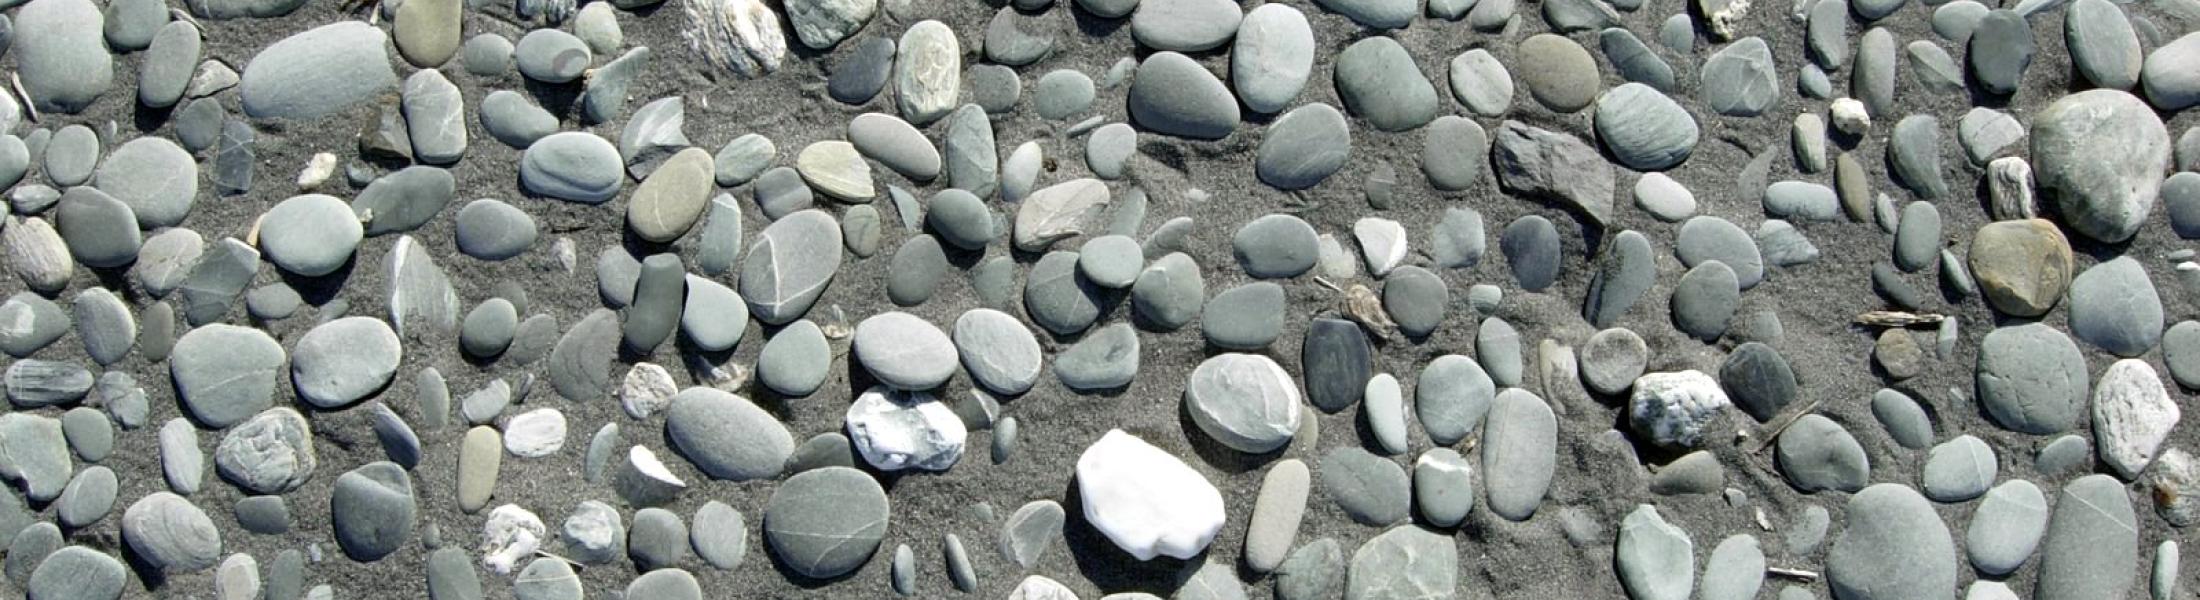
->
[1353,217,1408,277]
[295,153,337,190]
[682,0,787,78]
[620,362,677,419]
[2095,359,2179,479]
[503,408,567,458]
[1316,233,1358,280]
[614,445,687,507]
[845,386,967,471]
[1830,97,1870,135]
[1007,575,1080,600]
[1966,581,2019,600]
[1075,429,1226,560]
[893,20,959,125]
[480,504,545,575]
[1629,370,1732,448]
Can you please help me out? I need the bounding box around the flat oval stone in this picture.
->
[764,466,889,579]
[954,308,1042,396]
[514,29,590,83]
[95,137,196,228]
[27,546,124,600]
[741,210,842,324]
[1447,49,1513,116]
[215,408,315,495]
[848,112,939,181]
[1677,216,1765,289]
[1303,317,1372,412]
[1594,83,1697,170]
[453,199,537,261]
[1777,414,1870,492]
[260,194,362,276]
[2032,89,2169,243]
[291,317,400,408]
[1827,484,1956,600]
[1024,251,1103,336]
[1422,117,1488,192]
[1967,479,2048,575]
[894,20,958,125]
[1976,322,2088,434]
[853,311,956,390]
[1969,10,2033,95]
[239,22,395,119]
[1335,36,1438,131]
[2037,475,2138,600]
[330,461,414,561]
[1033,70,1095,120]
[1321,447,1408,525]
[2066,0,2141,90]
[626,149,714,243]
[54,187,140,269]
[1256,102,1351,190]
[1518,34,1599,112]
[480,91,557,149]
[1129,52,1238,140]
[1415,355,1494,446]
[1234,214,1318,278]
[122,492,220,573]
[1186,353,1301,453]
[679,276,747,353]
[1700,37,1778,117]
[1055,323,1140,390]
[665,387,794,480]
[1232,4,1313,113]
[171,324,284,428]
[925,189,993,250]
[1870,389,1934,449]
[1602,28,1675,91]
[1500,215,1561,291]
[1921,435,1996,502]
[1203,282,1285,349]
[828,37,895,104]
[759,321,830,396]
[1483,389,1556,521]
[1130,0,1240,51]
[14,0,112,113]
[520,132,622,204]
[2067,256,2163,357]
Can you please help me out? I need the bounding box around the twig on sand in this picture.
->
[1767,566,1819,582]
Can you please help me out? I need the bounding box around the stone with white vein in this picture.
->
[845,386,966,471]
[1629,370,1731,448]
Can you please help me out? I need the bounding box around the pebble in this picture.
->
[1499,216,1561,291]
[1055,322,1140,390]
[944,106,998,198]
[1700,37,1778,116]
[1256,103,1350,190]
[2068,257,2164,357]
[2094,359,2178,479]
[1128,52,1239,139]
[847,113,938,182]
[170,324,284,427]
[520,132,622,203]
[1183,353,1302,454]
[1826,484,1957,599]
[1603,28,1676,91]
[1130,0,1239,51]
[331,462,415,561]
[759,321,830,396]
[122,492,221,573]
[158,419,204,494]
[828,37,894,104]
[215,408,316,494]
[61,405,112,460]
[1232,4,1313,113]
[894,21,958,124]
[1484,389,1556,521]
[1595,83,1696,170]
[666,387,792,481]
[741,210,842,324]
[95,137,196,228]
[1383,266,1447,338]
[2033,89,2169,242]
[629,507,690,571]
[1969,219,2073,316]
[1870,389,1933,449]
[1517,34,1599,112]
[2038,474,2139,599]
[13,0,110,113]
[1631,369,1732,447]
[1616,505,1693,600]
[55,465,116,528]
[1275,538,1344,600]
[1345,526,1455,600]
[764,466,889,578]
[795,141,873,201]
[1245,459,1310,572]
[27,546,124,600]
[1967,479,2048,575]
[1335,37,1438,131]
[1920,435,1996,501]
[1492,121,1614,224]
[291,317,401,408]
[1977,322,2088,434]
[1776,414,1870,493]
[239,22,394,119]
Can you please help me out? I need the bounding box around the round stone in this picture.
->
[759,321,831,396]
[1517,34,1599,112]
[1231,4,1313,113]
[1128,52,1239,140]
[1827,484,1958,600]
[2031,89,2170,242]
[259,194,362,276]
[764,466,889,579]
[2067,256,2164,357]
[520,132,623,204]
[853,312,957,391]
[1581,329,1649,395]
[122,494,219,573]
[1334,36,1438,131]
[1595,83,1697,170]
[953,308,1042,396]
[1185,354,1302,454]
[330,461,415,561]
[215,408,316,494]
[171,324,285,428]
[291,317,400,408]
[454,199,537,261]
[665,387,794,481]
[52,188,140,269]
[94,137,196,228]
[1976,322,2088,434]
[1234,214,1318,278]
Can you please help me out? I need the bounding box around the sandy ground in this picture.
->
[7,0,2200,597]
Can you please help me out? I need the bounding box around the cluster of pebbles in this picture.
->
[0,0,2197,595]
